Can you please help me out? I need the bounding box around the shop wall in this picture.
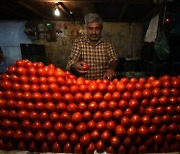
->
[0,21,31,62]
[0,21,143,71]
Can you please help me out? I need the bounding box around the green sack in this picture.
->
[154,31,169,60]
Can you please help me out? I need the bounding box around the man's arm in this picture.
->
[103,59,118,80]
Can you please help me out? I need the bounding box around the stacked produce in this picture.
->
[0,59,179,153]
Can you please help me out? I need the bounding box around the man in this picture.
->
[66,13,118,80]
[0,47,15,74]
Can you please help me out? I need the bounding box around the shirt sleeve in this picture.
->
[107,41,118,63]
[66,39,81,70]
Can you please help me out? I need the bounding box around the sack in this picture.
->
[154,31,169,60]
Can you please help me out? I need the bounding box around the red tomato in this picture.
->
[63,93,74,104]
[120,77,129,84]
[45,101,55,113]
[139,77,146,84]
[42,92,52,102]
[88,82,98,94]
[106,120,116,132]
[83,111,92,122]
[102,110,113,121]
[137,125,149,137]
[34,131,45,143]
[93,111,102,122]
[76,122,87,135]
[128,99,139,111]
[39,84,49,93]
[72,112,83,124]
[113,109,123,120]
[116,82,126,92]
[16,67,27,76]
[93,92,103,103]
[54,121,64,133]
[69,132,79,145]
[48,83,59,93]
[108,100,118,111]
[52,142,61,153]
[143,89,152,99]
[86,142,95,153]
[46,131,57,144]
[78,102,87,113]
[83,63,89,70]
[30,84,39,93]
[107,84,116,94]
[59,86,69,95]
[31,92,42,102]
[0,80,12,90]
[15,60,25,67]
[96,120,106,133]
[80,133,91,147]
[131,114,141,126]
[27,67,37,76]
[121,116,131,128]
[88,101,98,113]
[60,112,71,124]
[91,130,100,141]
[145,106,155,117]
[36,68,46,77]
[141,115,151,126]
[47,76,56,84]
[39,111,49,123]
[18,75,28,84]
[74,92,83,103]
[99,100,108,112]
[49,112,60,123]
[127,125,137,138]
[98,83,107,94]
[7,66,16,74]
[118,99,128,111]
[95,140,105,153]
[103,92,112,102]
[38,77,47,84]
[126,82,136,92]
[132,90,143,100]
[152,79,163,88]
[32,121,42,133]
[112,91,121,102]
[69,85,79,95]
[122,91,132,101]
[87,120,96,132]
[147,76,156,83]
[101,130,111,143]
[64,122,75,135]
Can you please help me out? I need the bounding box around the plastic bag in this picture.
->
[154,31,169,60]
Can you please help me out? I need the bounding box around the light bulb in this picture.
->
[54,8,60,16]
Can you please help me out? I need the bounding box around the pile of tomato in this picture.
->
[0,59,179,153]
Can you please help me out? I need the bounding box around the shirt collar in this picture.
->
[85,36,104,46]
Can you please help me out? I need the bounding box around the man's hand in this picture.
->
[103,69,116,80]
[71,61,88,75]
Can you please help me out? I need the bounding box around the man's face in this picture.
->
[86,22,102,42]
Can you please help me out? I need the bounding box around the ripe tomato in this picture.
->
[126,82,136,92]
[103,110,113,121]
[93,92,103,103]
[128,99,139,111]
[27,67,37,76]
[63,93,74,104]
[93,111,102,122]
[103,92,112,102]
[72,112,83,124]
[82,63,89,70]
[76,122,87,135]
[80,133,91,147]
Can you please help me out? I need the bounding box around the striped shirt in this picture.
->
[66,36,118,80]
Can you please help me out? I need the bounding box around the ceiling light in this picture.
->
[54,4,60,16]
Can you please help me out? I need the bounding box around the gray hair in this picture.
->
[84,13,103,26]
